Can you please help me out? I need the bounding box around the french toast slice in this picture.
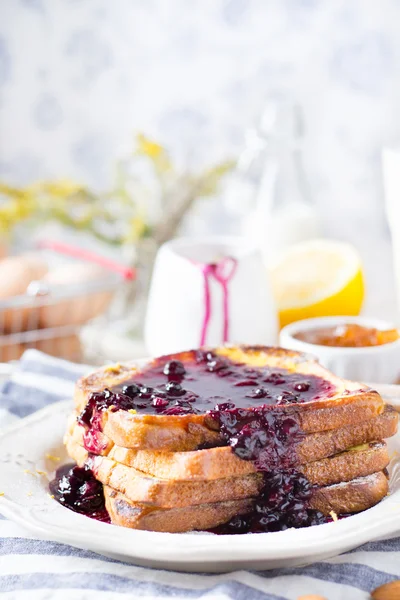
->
[65,439,389,508]
[311,471,389,515]
[74,347,384,453]
[300,441,389,486]
[104,471,389,532]
[66,410,221,454]
[105,492,254,533]
[65,405,398,480]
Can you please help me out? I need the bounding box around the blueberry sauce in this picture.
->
[49,463,110,523]
[208,404,327,533]
[79,350,336,426]
[53,350,336,533]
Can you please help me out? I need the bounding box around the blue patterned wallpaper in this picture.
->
[1,0,400,307]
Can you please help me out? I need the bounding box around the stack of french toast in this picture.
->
[61,346,398,533]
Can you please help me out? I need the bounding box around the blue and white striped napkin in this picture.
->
[0,349,399,600]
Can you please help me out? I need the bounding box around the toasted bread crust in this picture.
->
[66,405,397,480]
[100,391,383,451]
[65,438,389,508]
[109,406,398,479]
[311,471,389,514]
[103,411,221,452]
[104,490,254,533]
[96,457,262,507]
[103,471,389,532]
[73,346,384,452]
[300,442,389,486]
[68,393,384,454]
[66,410,221,453]
[299,405,397,465]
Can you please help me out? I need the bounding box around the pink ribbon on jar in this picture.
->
[196,257,238,346]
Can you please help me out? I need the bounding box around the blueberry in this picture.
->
[206,358,228,372]
[139,386,153,399]
[152,397,169,409]
[254,512,282,532]
[310,510,329,526]
[276,391,299,405]
[165,381,186,396]
[214,402,236,411]
[293,381,310,393]
[163,360,186,379]
[221,515,250,534]
[247,387,268,399]
[109,392,136,411]
[122,383,141,397]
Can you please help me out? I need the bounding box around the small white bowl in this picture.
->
[279,316,400,384]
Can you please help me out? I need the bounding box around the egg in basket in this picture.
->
[0,241,134,363]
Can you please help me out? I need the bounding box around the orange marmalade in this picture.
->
[294,324,399,348]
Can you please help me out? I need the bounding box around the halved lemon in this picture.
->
[270,239,365,329]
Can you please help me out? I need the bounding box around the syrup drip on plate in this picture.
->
[49,463,110,523]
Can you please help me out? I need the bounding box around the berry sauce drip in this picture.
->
[49,463,110,523]
[208,404,327,533]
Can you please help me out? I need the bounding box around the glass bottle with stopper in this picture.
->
[237,99,320,264]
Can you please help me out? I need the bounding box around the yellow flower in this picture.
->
[136,134,172,173]
[0,194,35,234]
[29,180,84,199]
[137,133,164,159]
[128,215,148,241]
[0,133,233,246]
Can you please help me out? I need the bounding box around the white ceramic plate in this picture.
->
[1,396,400,573]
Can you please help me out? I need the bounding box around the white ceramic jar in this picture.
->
[279,316,400,384]
[145,236,278,356]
